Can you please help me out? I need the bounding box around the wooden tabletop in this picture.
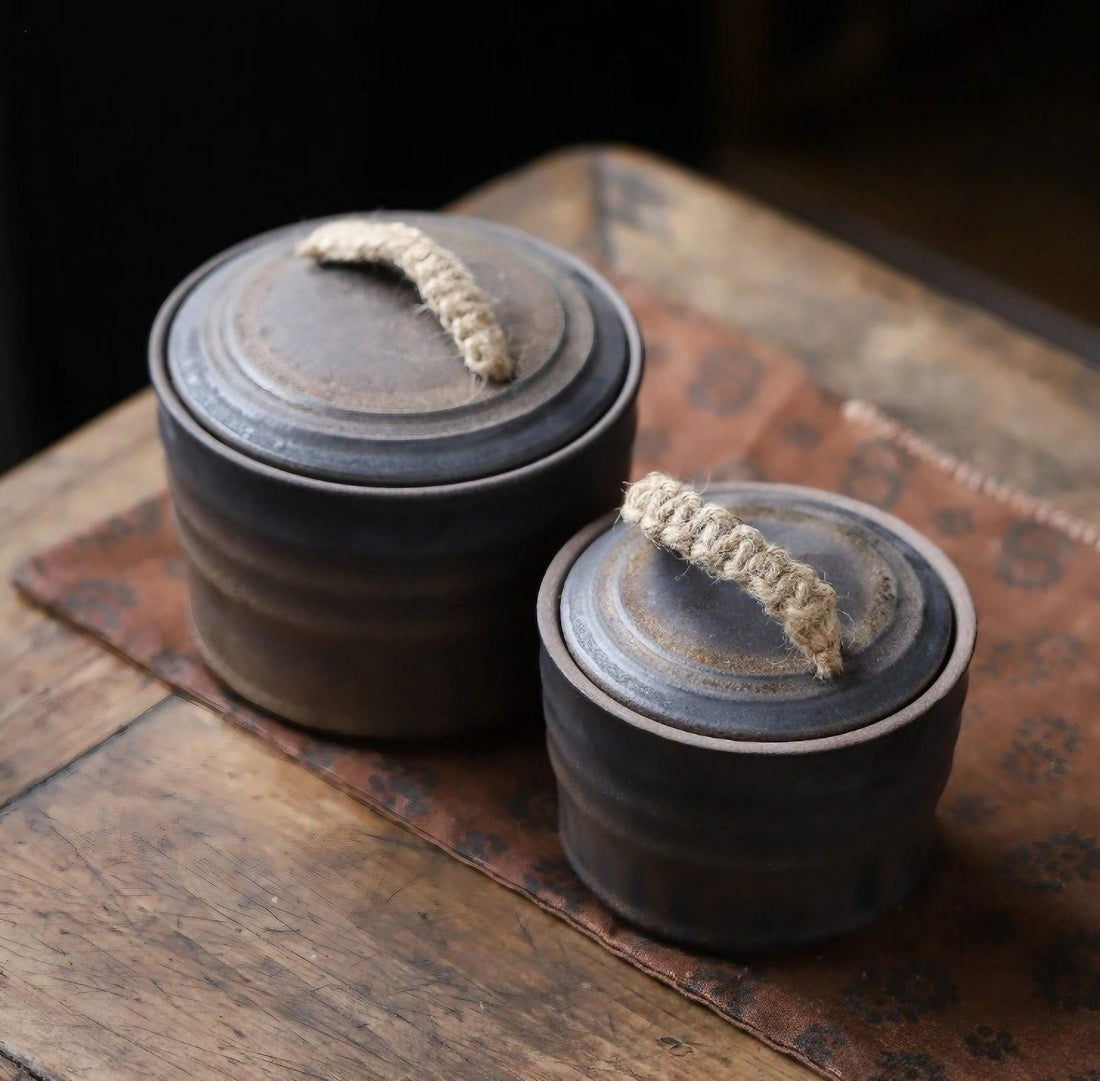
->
[2,146,1098,1081]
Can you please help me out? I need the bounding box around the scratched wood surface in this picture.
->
[456,147,1100,524]
[1,146,1098,1081]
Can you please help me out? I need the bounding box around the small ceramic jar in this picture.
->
[537,481,976,952]
[151,212,642,739]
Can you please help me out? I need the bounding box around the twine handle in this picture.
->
[296,219,514,382]
[622,473,844,679]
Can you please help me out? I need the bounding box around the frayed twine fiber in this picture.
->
[297,219,514,382]
[622,472,844,679]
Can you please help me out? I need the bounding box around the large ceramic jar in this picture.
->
[151,212,642,739]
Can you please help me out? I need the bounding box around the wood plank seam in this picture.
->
[0,643,131,731]
[0,694,173,818]
[0,1043,58,1081]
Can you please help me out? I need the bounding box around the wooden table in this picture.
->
[2,147,1098,1081]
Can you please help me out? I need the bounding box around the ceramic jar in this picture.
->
[537,482,976,951]
[151,212,642,739]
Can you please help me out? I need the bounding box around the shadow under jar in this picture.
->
[537,482,976,952]
[151,213,642,739]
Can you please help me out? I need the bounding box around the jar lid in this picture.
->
[559,483,955,741]
[162,212,632,486]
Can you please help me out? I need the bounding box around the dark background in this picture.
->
[2,1,1097,471]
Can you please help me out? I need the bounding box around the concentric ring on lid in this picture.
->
[165,212,630,486]
[559,483,955,741]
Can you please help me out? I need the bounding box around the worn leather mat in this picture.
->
[15,285,1100,1080]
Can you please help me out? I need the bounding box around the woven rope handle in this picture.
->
[622,473,844,679]
[296,219,514,382]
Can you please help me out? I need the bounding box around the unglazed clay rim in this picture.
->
[538,481,977,756]
[150,215,643,497]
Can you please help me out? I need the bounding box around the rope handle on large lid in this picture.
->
[622,473,844,679]
[296,219,515,383]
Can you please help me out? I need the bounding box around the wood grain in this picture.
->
[0,394,169,806]
[0,698,811,1081]
[0,1060,36,1081]
[458,147,1100,523]
[2,145,1098,1079]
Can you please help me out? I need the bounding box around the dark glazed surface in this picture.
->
[561,486,955,740]
[152,219,643,738]
[166,213,628,486]
[539,483,976,951]
[161,399,636,737]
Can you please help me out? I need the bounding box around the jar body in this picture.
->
[159,398,636,739]
[541,651,965,951]
[537,502,975,952]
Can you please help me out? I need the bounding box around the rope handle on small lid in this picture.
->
[622,472,844,679]
[296,219,515,383]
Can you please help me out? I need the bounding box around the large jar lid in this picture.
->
[162,212,632,486]
[560,483,955,741]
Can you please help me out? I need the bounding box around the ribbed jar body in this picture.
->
[537,507,975,952]
[542,655,964,951]
[158,397,636,739]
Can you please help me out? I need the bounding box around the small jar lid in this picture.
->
[560,483,954,741]
[162,212,631,486]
